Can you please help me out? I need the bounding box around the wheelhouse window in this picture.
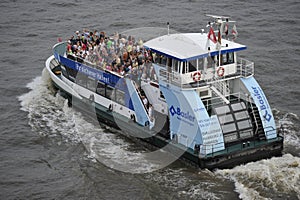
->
[182,61,187,74]
[188,60,197,72]
[155,52,167,66]
[217,52,235,65]
[167,58,172,70]
[181,58,204,74]
[206,56,215,68]
[198,58,204,71]
[173,59,180,73]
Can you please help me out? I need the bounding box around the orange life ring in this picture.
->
[192,71,201,82]
[217,67,225,77]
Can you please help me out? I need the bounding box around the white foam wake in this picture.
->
[18,69,160,173]
[216,154,300,199]
[215,110,300,200]
[275,110,300,153]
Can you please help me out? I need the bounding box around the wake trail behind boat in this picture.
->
[18,69,160,173]
[215,111,300,200]
[216,154,300,200]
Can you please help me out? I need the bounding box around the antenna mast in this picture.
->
[167,22,170,35]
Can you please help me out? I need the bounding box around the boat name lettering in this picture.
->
[75,63,110,83]
[194,107,205,112]
[252,86,272,122]
[169,106,195,122]
[202,133,222,144]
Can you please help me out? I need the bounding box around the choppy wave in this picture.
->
[216,154,300,200]
[274,109,300,154]
[145,168,225,200]
[18,69,160,173]
[215,110,300,200]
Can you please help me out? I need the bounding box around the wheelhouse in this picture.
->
[144,33,247,85]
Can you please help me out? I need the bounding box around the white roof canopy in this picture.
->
[144,33,246,61]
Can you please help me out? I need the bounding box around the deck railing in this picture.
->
[159,69,183,86]
[237,58,254,78]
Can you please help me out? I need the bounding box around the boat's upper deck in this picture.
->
[144,33,246,61]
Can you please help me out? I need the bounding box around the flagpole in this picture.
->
[218,28,221,71]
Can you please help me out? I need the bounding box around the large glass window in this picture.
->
[106,85,115,100]
[115,89,125,106]
[155,52,167,66]
[96,81,105,96]
[188,60,197,72]
[207,56,215,68]
[66,66,78,82]
[219,52,234,65]
[198,58,204,70]
[87,77,96,92]
[173,59,179,73]
[61,65,69,78]
[76,73,87,87]
[182,62,187,74]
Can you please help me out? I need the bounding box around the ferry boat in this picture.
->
[45,16,284,170]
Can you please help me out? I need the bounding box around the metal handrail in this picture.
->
[248,95,259,135]
[237,58,254,77]
[159,68,182,85]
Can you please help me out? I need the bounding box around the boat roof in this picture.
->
[143,33,246,61]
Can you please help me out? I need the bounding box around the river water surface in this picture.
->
[1,0,300,199]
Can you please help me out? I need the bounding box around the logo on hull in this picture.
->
[169,105,195,122]
[252,86,272,122]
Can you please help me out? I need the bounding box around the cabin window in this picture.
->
[87,77,96,92]
[61,65,69,78]
[198,58,204,70]
[182,62,187,74]
[207,56,215,68]
[76,73,87,87]
[96,81,105,96]
[115,89,125,106]
[188,60,197,72]
[218,52,235,65]
[66,66,78,82]
[161,56,167,66]
[167,58,172,70]
[173,59,179,73]
[155,52,167,66]
[106,85,115,100]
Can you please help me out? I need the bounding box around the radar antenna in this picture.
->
[206,14,236,26]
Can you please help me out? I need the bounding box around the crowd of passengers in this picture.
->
[66,30,158,82]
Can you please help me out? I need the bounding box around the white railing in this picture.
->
[237,58,254,77]
[201,92,250,110]
[159,68,183,85]
[212,79,230,96]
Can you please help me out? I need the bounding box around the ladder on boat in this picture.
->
[210,78,230,104]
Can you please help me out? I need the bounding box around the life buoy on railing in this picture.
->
[217,67,225,77]
[192,71,201,82]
